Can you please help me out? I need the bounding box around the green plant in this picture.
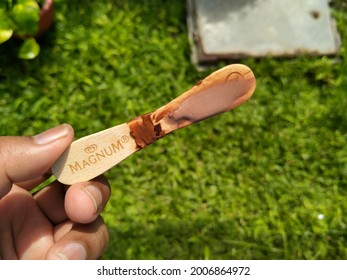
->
[0,0,43,59]
[1,0,347,260]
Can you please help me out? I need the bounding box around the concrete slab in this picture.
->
[187,0,340,65]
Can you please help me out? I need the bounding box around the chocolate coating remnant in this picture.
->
[128,64,256,149]
[128,112,165,149]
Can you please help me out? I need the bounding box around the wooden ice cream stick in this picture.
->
[52,64,256,184]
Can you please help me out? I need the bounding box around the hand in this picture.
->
[0,124,111,259]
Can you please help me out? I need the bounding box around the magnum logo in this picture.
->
[68,136,129,174]
[84,144,98,154]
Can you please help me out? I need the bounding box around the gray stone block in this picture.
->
[187,0,341,65]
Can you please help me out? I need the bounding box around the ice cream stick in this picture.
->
[52,64,256,184]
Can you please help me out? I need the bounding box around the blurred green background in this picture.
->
[1,0,347,259]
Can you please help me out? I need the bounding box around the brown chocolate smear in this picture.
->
[128,65,255,149]
[128,113,165,149]
[151,70,255,134]
[170,73,248,125]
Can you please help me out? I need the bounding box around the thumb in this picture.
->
[0,124,74,198]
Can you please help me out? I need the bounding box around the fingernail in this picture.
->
[83,185,102,213]
[55,242,87,260]
[33,124,71,145]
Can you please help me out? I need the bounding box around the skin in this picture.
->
[0,124,111,259]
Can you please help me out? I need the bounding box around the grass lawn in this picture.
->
[1,0,347,259]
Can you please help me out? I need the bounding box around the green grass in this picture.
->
[1,0,347,259]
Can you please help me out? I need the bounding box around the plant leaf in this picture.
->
[0,7,12,27]
[18,38,40,59]
[0,8,14,43]
[0,29,13,44]
[12,0,40,36]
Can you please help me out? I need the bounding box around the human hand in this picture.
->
[0,124,111,259]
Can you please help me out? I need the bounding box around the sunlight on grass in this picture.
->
[0,0,347,259]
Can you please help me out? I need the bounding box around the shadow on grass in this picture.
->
[104,218,286,260]
[103,216,347,260]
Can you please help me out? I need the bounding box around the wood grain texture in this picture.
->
[51,124,137,184]
[52,64,256,184]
